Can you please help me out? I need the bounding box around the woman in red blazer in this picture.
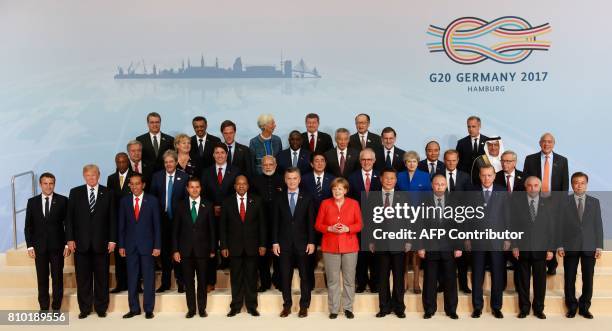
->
[315,177,363,319]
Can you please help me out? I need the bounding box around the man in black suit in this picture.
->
[348,148,382,293]
[301,113,334,154]
[455,115,489,174]
[278,130,312,175]
[349,113,383,152]
[201,143,241,291]
[272,168,316,318]
[65,164,116,319]
[107,153,133,293]
[324,128,360,178]
[417,141,445,178]
[523,132,569,275]
[190,116,221,171]
[127,140,154,190]
[24,172,70,312]
[511,176,555,319]
[118,174,161,319]
[173,177,217,318]
[220,176,267,317]
[251,155,284,292]
[220,120,253,178]
[374,127,406,172]
[136,112,175,172]
[558,172,603,319]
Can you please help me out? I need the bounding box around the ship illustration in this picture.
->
[114,55,320,79]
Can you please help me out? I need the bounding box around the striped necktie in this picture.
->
[89,187,96,213]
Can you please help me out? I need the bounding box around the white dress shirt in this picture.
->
[384,147,395,163]
[118,169,129,189]
[445,169,456,191]
[41,193,53,217]
[336,148,348,165]
[190,196,201,215]
[362,169,373,185]
[236,193,248,213]
[149,132,161,146]
[133,192,144,209]
[87,184,99,201]
[308,131,318,150]
[216,163,227,179]
[504,170,516,192]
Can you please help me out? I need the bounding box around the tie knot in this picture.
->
[192,200,197,206]
[290,192,296,197]
[199,138,203,142]
[385,192,390,197]
[365,172,370,177]
[340,151,344,156]
[169,175,173,180]
[387,150,391,155]
[45,196,49,201]
[135,197,140,202]
[90,187,94,192]
[240,197,244,202]
[293,151,297,155]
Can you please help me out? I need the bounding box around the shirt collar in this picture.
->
[166,171,176,177]
[190,196,201,205]
[362,169,372,176]
[197,133,207,140]
[133,192,144,200]
[87,184,99,191]
[216,162,227,169]
[119,169,129,176]
[288,188,299,194]
[237,193,248,200]
[42,192,53,199]
[314,171,325,178]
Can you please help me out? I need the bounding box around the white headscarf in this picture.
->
[484,136,504,173]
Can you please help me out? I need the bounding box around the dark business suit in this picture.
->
[107,170,134,291]
[227,142,253,179]
[24,193,68,311]
[173,199,216,314]
[301,131,334,154]
[118,194,161,314]
[272,190,315,309]
[190,134,222,171]
[511,193,554,315]
[444,168,472,291]
[560,194,603,313]
[219,194,266,311]
[456,135,489,174]
[375,147,406,172]
[277,148,312,175]
[136,132,175,172]
[65,184,116,315]
[349,131,383,152]
[324,148,360,178]
[417,159,445,179]
[129,160,154,192]
[446,169,472,192]
[150,169,188,289]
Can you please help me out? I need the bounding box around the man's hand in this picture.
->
[454,250,462,258]
[221,249,229,258]
[595,248,602,259]
[63,247,71,258]
[503,240,511,251]
[119,248,126,257]
[512,248,519,259]
[258,247,266,256]
[152,249,161,257]
[272,244,281,256]
[107,242,116,253]
[306,244,315,255]
[67,241,76,253]
[557,248,565,257]
[173,252,181,263]
[546,251,553,261]
[417,249,425,259]
[214,206,221,217]
[27,249,35,259]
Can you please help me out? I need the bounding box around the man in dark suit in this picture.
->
[324,128,360,178]
[558,172,603,319]
[349,113,383,152]
[417,141,445,178]
[190,116,221,171]
[348,148,382,293]
[220,120,253,178]
[173,177,216,318]
[201,143,240,290]
[278,130,312,175]
[106,152,133,293]
[149,150,188,293]
[511,176,555,319]
[272,168,316,318]
[495,150,525,192]
[468,165,509,319]
[127,140,154,190]
[523,132,569,275]
[24,172,70,312]
[455,115,489,174]
[301,113,334,154]
[118,174,161,319]
[65,164,116,319]
[136,112,175,172]
[374,127,406,172]
[220,175,267,317]
[251,155,284,292]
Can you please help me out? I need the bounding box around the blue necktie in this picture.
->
[289,192,296,216]
[484,190,491,204]
[167,175,174,218]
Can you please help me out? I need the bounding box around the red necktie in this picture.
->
[309,134,315,151]
[506,175,512,192]
[134,162,140,174]
[239,197,246,222]
[365,172,371,193]
[339,151,346,174]
[134,197,140,221]
[217,167,223,185]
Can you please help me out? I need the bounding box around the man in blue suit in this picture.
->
[277,130,312,175]
[150,150,188,293]
[118,173,161,319]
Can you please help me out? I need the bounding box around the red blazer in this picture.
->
[315,197,363,254]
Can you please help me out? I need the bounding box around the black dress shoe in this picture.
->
[138,287,143,293]
[579,310,594,319]
[247,309,260,317]
[227,309,240,317]
[460,287,472,294]
[534,312,546,319]
[122,312,140,319]
[97,312,107,318]
[492,309,504,319]
[329,313,338,319]
[156,287,168,293]
[110,288,125,294]
[395,311,406,318]
[448,313,459,319]
[423,312,433,319]
[355,286,366,293]
[186,311,195,318]
[177,284,185,293]
[344,310,354,319]
[546,268,556,275]
[280,308,291,317]
[298,308,308,318]
[78,312,89,319]
[257,286,269,293]
[471,309,482,318]
[566,311,576,318]
[375,311,387,318]
[145,312,154,319]
[517,311,528,318]
[199,311,208,318]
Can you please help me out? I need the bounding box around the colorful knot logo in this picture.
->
[427,16,551,64]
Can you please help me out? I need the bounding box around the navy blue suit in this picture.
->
[118,194,161,314]
[417,159,445,179]
[277,148,312,175]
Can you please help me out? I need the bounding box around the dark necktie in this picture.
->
[384,192,390,207]
[198,138,204,157]
[577,197,584,221]
[429,162,435,177]
[191,200,198,223]
[339,151,346,174]
[484,190,491,204]
[529,199,536,222]
[239,197,246,222]
[227,145,233,165]
[506,175,512,192]
[217,168,223,185]
[89,187,96,213]
[472,138,478,153]
[167,175,174,218]
[44,197,50,218]
[315,176,322,195]
[153,135,160,157]
[289,192,296,216]
[309,134,315,151]
[448,172,455,191]
[385,150,392,168]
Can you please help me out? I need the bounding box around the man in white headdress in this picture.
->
[471,136,504,185]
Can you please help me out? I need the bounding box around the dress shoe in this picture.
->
[344,310,354,319]
[355,286,366,293]
[329,313,338,319]
[437,285,444,293]
[280,308,291,317]
[460,286,472,294]
[423,312,433,319]
[534,311,546,319]
[207,285,215,293]
[97,312,107,318]
[566,310,576,318]
[185,311,195,318]
[199,311,208,317]
[448,313,459,319]
[579,310,594,319]
[247,309,260,316]
[227,309,240,317]
[298,308,308,318]
[471,309,482,318]
[145,312,154,319]
[413,288,422,294]
[110,288,125,294]
[546,268,556,275]
[257,286,269,293]
[122,312,140,319]
[395,311,406,318]
[375,311,387,318]
[177,284,185,293]
[78,312,89,319]
[156,287,169,293]
[492,309,504,319]
[369,287,379,293]
[138,287,143,293]
[517,311,528,318]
